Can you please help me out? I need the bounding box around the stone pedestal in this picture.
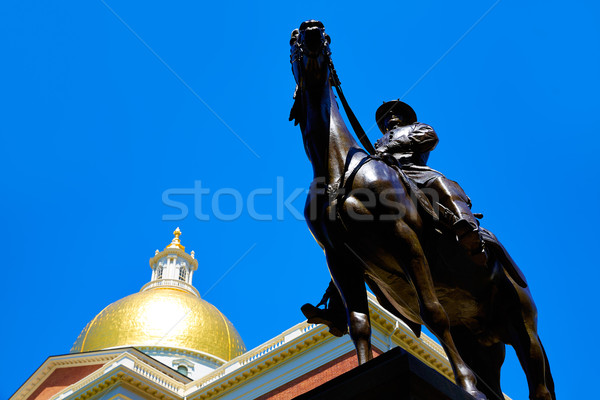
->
[293,347,474,400]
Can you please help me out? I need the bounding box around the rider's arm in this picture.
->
[409,123,439,153]
[375,123,439,154]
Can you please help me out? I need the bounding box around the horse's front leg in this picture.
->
[325,250,372,364]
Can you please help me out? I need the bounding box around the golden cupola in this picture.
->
[70,228,246,379]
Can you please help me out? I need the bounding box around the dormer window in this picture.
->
[172,358,194,377]
[177,365,188,376]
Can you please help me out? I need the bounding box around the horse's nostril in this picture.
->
[304,27,323,48]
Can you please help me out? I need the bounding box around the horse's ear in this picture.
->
[289,85,302,126]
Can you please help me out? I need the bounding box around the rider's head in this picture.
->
[375,101,417,134]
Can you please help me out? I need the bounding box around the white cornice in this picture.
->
[185,324,334,399]
[136,345,226,368]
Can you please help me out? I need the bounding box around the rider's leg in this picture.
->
[426,176,487,266]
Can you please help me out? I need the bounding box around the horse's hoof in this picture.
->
[467,390,487,400]
[460,376,486,400]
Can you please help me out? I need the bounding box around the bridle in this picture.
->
[290,27,376,155]
[289,26,331,65]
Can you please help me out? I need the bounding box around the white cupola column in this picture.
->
[142,227,200,297]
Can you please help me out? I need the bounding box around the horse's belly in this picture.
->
[436,286,486,331]
[367,272,422,324]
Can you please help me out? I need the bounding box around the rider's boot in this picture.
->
[453,218,487,267]
[301,282,348,337]
[428,177,488,267]
[301,303,347,337]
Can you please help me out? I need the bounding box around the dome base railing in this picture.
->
[141,279,201,297]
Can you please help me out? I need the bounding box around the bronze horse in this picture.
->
[289,20,554,400]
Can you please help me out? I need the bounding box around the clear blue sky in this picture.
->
[2,1,599,398]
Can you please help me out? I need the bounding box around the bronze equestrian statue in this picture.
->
[290,20,554,400]
[290,20,487,399]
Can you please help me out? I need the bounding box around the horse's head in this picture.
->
[289,21,332,127]
[290,20,332,88]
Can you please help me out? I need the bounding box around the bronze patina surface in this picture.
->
[290,20,554,400]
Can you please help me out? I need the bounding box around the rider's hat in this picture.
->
[375,100,417,133]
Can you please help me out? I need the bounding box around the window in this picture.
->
[156,265,163,279]
[172,359,193,376]
[178,267,187,281]
[177,365,188,376]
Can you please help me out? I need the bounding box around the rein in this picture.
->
[328,61,376,155]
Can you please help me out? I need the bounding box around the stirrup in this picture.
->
[301,303,347,337]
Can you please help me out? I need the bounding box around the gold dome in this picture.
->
[71,287,246,362]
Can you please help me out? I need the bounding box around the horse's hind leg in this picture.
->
[388,220,486,400]
[510,329,553,400]
[470,343,505,400]
[508,289,554,400]
[453,327,506,400]
[540,341,555,399]
[326,251,372,364]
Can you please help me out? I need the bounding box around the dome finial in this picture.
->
[165,227,185,251]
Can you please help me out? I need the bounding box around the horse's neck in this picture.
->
[302,85,362,183]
